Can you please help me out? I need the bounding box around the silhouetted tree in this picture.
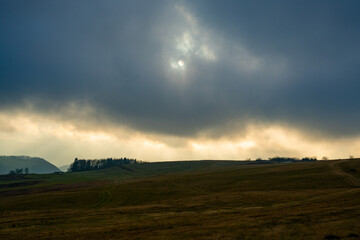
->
[68,157,138,172]
[301,157,317,162]
[8,168,24,175]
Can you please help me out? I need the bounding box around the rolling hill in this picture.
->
[0,159,359,239]
[0,155,60,174]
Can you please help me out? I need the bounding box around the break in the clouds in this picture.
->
[1,0,360,164]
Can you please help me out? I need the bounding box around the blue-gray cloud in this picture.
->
[1,0,360,138]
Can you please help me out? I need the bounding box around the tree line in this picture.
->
[68,157,138,172]
[8,168,29,175]
[255,156,317,163]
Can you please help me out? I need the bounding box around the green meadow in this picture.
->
[1,159,360,239]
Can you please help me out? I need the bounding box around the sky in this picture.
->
[1,0,360,166]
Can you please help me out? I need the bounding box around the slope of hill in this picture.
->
[58,164,70,172]
[0,155,60,174]
[0,159,359,239]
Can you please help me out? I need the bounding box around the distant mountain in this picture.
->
[0,156,60,174]
[58,165,70,172]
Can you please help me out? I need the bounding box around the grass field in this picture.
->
[0,159,360,239]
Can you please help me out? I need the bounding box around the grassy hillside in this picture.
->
[0,159,360,239]
[0,156,60,174]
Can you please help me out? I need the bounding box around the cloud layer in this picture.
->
[1,1,360,164]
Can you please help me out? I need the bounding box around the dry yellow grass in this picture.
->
[0,159,360,239]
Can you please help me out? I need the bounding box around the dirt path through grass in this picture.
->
[90,190,113,208]
[330,160,360,187]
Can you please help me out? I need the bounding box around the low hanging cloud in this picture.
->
[2,110,360,166]
[1,0,360,163]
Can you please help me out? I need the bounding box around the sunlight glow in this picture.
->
[178,60,184,67]
[170,59,186,71]
[237,141,256,149]
[167,5,217,74]
[2,111,360,165]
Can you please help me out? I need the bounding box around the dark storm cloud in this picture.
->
[187,0,360,136]
[1,0,360,137]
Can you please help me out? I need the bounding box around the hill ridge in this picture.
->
[0,155,60,174]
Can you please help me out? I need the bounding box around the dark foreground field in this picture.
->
[0,159,360,240]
